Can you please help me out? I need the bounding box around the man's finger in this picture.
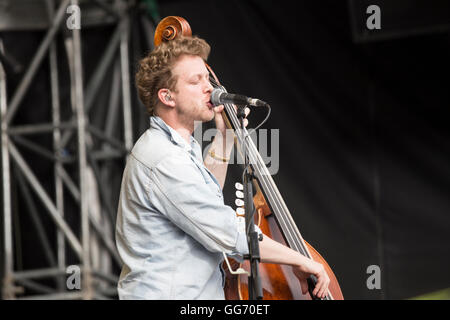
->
[316,278,328,298]
[313,279,323,297]
[245,107,250,117]
[214,105,224,113]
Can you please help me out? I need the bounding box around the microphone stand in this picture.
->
[237,105,263,300]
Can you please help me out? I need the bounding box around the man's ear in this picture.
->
[157,88,175,107]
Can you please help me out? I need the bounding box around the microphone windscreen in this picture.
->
[211,88,225,106]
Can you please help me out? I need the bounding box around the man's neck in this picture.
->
[171,125,192,145]
[158,114,193,145]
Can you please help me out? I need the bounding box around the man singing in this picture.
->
[115,35,329,299]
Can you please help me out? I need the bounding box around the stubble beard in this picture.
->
[177,102,214,131]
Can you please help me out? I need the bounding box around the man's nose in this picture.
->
[204,79,213,92]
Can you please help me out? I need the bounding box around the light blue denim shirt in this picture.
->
[115,116,259,299]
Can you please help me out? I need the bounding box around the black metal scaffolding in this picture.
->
[1,0,155,299]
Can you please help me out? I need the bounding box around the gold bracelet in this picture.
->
[208,149,229,162]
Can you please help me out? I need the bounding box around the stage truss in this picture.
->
[1,0,156,299]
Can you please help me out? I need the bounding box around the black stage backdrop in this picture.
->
[1,0,450,300]
[157,0,450,299]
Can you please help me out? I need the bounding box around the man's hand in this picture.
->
[205,105,249,189]
[258,234,331,299]
[213,105,249,137]
[292,259,330,299]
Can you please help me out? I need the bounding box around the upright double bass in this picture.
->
[153,16,344,300]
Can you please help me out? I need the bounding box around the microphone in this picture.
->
[211,88,268,107]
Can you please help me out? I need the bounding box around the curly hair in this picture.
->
[135,36,211,116]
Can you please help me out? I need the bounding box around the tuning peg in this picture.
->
[235,190,244,199]
[236,207,245,216]
[235,182,243,190]
[235,199,244,207]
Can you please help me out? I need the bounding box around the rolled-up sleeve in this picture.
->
[148,151,260,258]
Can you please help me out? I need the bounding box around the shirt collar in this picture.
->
[149,116,198,152]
